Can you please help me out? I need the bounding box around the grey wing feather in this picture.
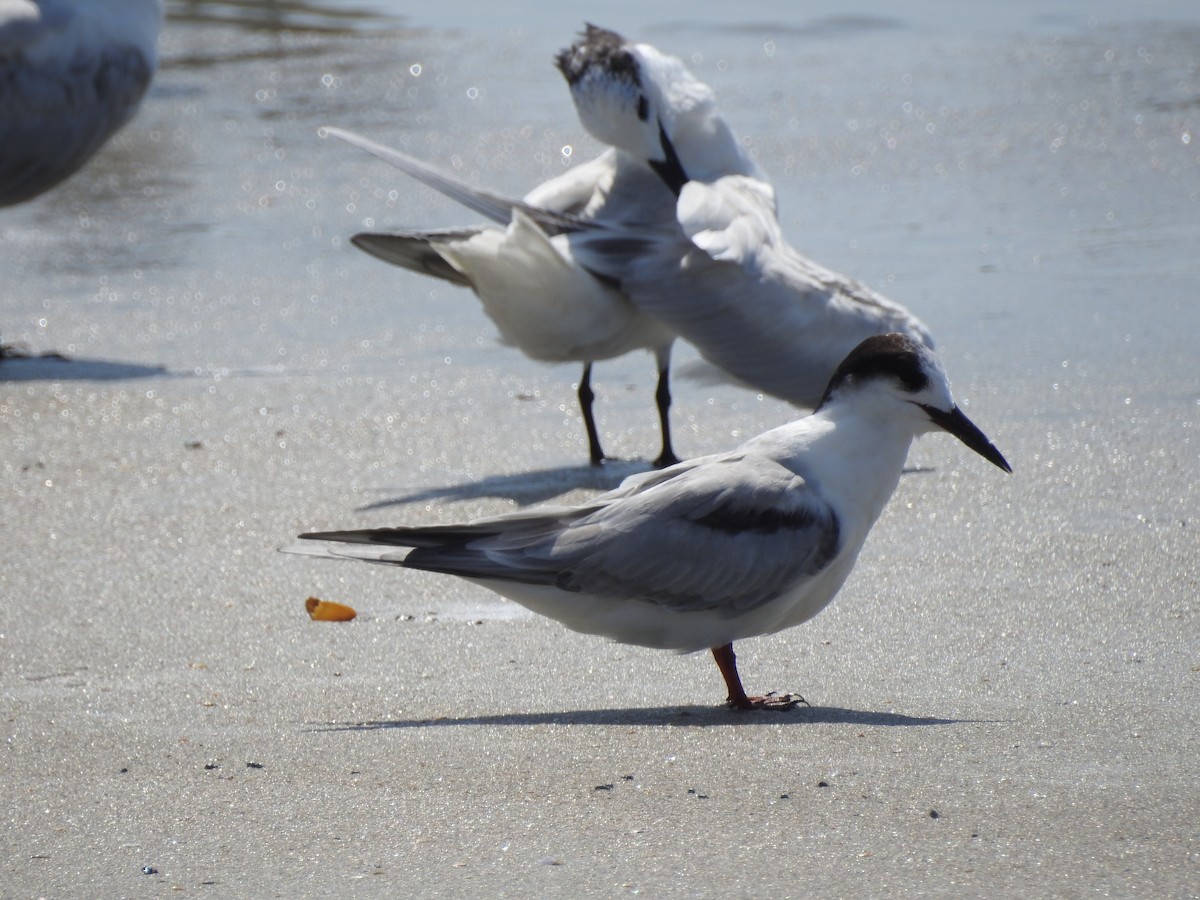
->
[550,456,840,614]
[322,126,591,235]
[0,38,154,206]
[568,175,932,407]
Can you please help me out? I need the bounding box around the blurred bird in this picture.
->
[0,0,163,206]
[328,126,680,468]
[554,24,935,408]
[290,334,1011,710]
[334,25,933,468]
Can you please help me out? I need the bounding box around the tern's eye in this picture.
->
[636,95,649,121]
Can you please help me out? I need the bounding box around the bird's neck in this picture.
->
[786,404,915,528]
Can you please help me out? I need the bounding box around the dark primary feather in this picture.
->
[694,500,835,537]
[350,230,481,286]
[302,523,508,549]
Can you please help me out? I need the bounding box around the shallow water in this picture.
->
[3,0,1198,476]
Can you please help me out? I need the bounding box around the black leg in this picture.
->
[578,362,606,466]
[651,343,679,468]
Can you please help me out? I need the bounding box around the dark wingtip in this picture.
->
[299,529,397,545]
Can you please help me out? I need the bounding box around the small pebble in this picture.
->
[141,866,157,875]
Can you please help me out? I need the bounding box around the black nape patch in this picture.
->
[556,24,641,89]
[816,333,930,409]
[637,94,649,121]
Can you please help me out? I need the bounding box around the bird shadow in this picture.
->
[309,704,973,732]
[0,348,168,382]
[0,348,302,383]
[359,462,936,512]
[356,460,654,510]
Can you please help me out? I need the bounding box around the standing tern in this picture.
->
[325,127,680,469]
[290,334,1011,710]
[554,25,936,408]
[0,0,163,206]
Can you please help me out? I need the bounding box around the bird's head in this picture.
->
[817,333,1012,473]
[555,24,760,194]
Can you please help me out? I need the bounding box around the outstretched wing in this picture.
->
[321,126,590,235]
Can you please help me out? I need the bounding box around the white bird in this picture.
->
[554,24,936,409]
[0,0,163,206]
[290,334,1011,710]
[327,127,681,468]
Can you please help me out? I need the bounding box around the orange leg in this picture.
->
[711,643,806,711]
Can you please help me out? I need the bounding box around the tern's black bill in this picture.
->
[920,404,1012,473]
[648,121,688,195]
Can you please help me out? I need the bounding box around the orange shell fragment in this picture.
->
[305,597,357,622]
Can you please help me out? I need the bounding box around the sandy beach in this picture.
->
[3,2,1197,895]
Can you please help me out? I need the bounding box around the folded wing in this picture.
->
[301,453,840,617]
